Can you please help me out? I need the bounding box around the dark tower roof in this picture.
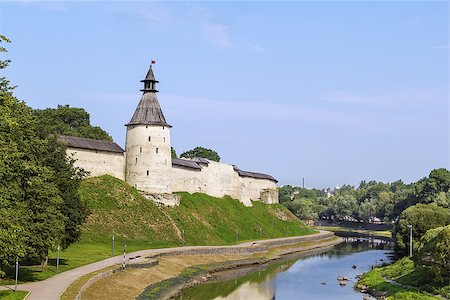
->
[126,65,171,127]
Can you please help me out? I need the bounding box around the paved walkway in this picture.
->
[1,231,333,300]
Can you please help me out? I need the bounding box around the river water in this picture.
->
[174,238,393,300]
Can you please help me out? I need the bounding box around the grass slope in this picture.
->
[4,175,312,284]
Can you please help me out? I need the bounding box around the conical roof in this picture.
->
[141,65,158,82]
[127,64,171,127]
[126,92,171,127]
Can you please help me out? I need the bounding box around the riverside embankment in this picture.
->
[61,231,340,300]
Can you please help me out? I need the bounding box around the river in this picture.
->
[173,238,393,300]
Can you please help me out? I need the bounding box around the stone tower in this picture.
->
[125,64,172,193]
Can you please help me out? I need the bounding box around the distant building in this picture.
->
[61,64,278,206]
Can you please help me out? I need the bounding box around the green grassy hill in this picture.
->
[6,175,313,283]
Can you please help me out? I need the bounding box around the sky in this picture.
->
[0,1,448,189]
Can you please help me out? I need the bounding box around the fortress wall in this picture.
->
[66,148,126,180]
[241,177,279,204]
[170,160,277,206]
[170,166,204,194]
[170,161,242,200]
[200,161,243,201]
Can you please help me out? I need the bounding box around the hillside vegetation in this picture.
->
[80,176,311,247]
[6,175,312,283]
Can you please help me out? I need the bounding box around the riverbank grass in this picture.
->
[314,225,392,238]
[356,257,448,299]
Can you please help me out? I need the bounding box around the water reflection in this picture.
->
[175,239,392,300]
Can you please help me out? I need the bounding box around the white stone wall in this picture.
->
[66,148,126,180]
[125,125,172,193]
[170,159,278,206]
[241,177,278,204]
[66,133,278,205]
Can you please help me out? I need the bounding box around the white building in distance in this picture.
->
[60,65,279,206]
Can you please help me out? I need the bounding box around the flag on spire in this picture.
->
[151,59,156,64]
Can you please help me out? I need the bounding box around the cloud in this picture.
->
[249,45,268,53]
[202,21,236,48]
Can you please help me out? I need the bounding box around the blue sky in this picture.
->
[1,1,448,188]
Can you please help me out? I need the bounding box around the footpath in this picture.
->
[1,231,335,300]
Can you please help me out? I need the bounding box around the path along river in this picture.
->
[172,237,393,300]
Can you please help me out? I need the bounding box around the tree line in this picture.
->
[280,168,449,224]
[280,169,450,284]
[0,36,111,277]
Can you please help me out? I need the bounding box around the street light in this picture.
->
[56,245,60,273]
[407,224,413,257]
[14,256,18,292]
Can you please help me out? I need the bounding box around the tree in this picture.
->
[33,105,112,141]
[392,204,450,255]
[285,199,319,222]
[42,136,88,248]
[332,195,358,220]
[0,35,14,92]
[0,39,88,275]
[171,147,177,158]
[180,146,220,162]
[0,91,65,269]
[358,199,377,223]
[417,225,450,282]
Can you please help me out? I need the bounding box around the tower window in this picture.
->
[135,158,138,164]
[163,137,165,143]
[165,159,167,165]
[156,148,159,153]
[146,170,149,176]
[148,136,151,142]
[140,147,142,153]
[146,125,148,128]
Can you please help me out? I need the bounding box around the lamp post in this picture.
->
[56,245,60,273]
[236,229,239,242]
[182,229,185,247]
[407,224,413,257]
[14,256,18,292]
[259,227,262,239]
[112,235,115,256]
[122,244,127,269]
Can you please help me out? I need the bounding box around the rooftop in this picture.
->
[59,135,124,153]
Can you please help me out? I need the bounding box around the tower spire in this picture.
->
[126,62,171,127]
[140,62,158,93]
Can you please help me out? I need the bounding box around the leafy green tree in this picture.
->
[278,185,296,203]
[285,199,319,222]
[358,199,377,223]
[417,225,450,282]
[375,191,395,221]
[392,204,450,255]
[332,195,358,220]
[180,146,220,162]
[33,105,112,141]
[0,40,87,275]
[0,35,14,92]
[42,136,88,247]
[171,147,177,158]
[0,91,65,269]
